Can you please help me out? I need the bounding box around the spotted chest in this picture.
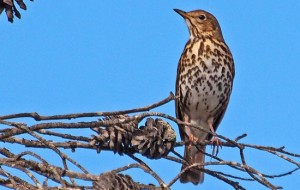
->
[177,37,234,121]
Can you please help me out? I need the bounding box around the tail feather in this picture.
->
[180,145,205,185]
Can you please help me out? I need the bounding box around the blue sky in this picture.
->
[1,1,300,189]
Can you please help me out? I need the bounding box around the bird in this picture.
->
[174,9,235,185]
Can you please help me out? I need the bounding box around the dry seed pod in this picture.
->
[93,172,140,190]
[92,115,138,155]
[131,118,176,159]
[0,0,31,23]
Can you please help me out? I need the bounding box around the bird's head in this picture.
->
[174,9,224,41]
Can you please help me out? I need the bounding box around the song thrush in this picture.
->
[174,9,235,185]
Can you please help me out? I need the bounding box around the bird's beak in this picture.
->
[174,9,188,19]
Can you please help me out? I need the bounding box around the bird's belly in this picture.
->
[180,71,229,120]
[178,38,233,121]
[188,90,222,120]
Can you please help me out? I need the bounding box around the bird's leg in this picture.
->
[208,118,222,156]
[184,125,198,147]
[209,123,222,146]
[182,125,200,162]
[182,115,199,148]
[189,134,199,146]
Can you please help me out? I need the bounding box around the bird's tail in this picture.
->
[180,144,205,185]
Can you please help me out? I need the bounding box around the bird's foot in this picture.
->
[211,136,222,156]
[207,119,222,156]
[189,135,198,142]
[187,135,198,147]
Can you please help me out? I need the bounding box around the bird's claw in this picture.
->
[187,135,199,148]
[211,137,222,156]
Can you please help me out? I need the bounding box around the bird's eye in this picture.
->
[199,14,206,20]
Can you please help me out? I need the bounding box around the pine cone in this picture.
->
[91,115,176,158]
[131,118,176,159]
[93,172,140,190]
[93,172,166,190]
[0,0,31,23]
[91,115,138,155]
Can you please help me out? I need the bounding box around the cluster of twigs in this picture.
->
[0,93,299,189]
[0,0,33,22]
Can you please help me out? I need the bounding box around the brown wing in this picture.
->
[207,100,228,140]
[175,59,185,141]
[208,48,235,140]
[175,44,189,141]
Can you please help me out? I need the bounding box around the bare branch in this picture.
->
[0,92,174,121]
[0,95,299,189]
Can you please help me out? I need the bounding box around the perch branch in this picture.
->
[0,94,299,189]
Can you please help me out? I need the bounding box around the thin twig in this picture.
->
[126,153,168,188]
[0,95,299,189]
[0,92,174,121]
